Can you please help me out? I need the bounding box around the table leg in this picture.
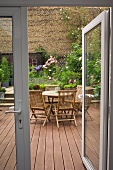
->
[48,96,55,115]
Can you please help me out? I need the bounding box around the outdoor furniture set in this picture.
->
[29,86,93,128]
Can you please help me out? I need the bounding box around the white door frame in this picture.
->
[0,7,31,170]
[82,11,109,170]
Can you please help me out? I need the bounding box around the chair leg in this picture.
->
[86,111,93,121]
[73,115,77,126]
[56,115,59,128]
[43,116,48,126]
[31,109,37,119]
[71,110,77,126]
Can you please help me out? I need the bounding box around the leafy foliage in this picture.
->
[0,68,4,82]
[60,7,108,45]
[0,86,6,92]
[1,57,10,82]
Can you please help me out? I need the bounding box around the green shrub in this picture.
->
[1,57,10,82]
[64,83,76,89]
[39,84,45,90]
[0,86,6,92]
[29,82,35,90]
[0,69,4,82]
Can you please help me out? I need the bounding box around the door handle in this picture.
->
[5,108,21,114]
[5,100,22,114]
[5,100,23,129]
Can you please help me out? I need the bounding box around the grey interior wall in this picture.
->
[0,0,112,7]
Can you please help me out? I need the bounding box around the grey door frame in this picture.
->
[0,7,31,170]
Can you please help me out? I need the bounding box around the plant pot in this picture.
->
[0,92,5,98]
[2,82,9,88]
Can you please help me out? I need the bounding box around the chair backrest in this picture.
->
[57,90,77,110]
[75,85,82,102]
[78,93,93,112]
[85,94,93,111]
[45,85,59,91]
[29,90,45,109]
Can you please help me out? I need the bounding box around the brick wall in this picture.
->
[28,7,72,55]
[0,7,72,55]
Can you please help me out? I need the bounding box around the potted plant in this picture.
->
[64,83,76,90]
[1,56,10,88]
[29,82,35,90]
[39,84,45,91]
[0,68,4,87]
[0,86,6,98]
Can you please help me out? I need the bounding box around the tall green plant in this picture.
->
[0,69,4,82]
[67,43,82,84]
[1,57,10,82]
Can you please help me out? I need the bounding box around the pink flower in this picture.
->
[74,79,76,83]
[68,79,72,84]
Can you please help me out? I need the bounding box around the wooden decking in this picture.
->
[0,103,100,170]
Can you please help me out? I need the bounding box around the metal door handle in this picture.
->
[5,100,22,114]
[5,109,21,114]
[5,100,23,129]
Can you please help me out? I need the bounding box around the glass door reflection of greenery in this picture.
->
[86,25,101,99]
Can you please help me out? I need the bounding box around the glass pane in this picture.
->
[84,24,101,169]
[0,18,16,169]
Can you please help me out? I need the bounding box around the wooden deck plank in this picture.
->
[0,132,15,157]
[1,105,101,170]
[34,122,46,170]
[0,120,14,145]
[3,146,16,170]
[70,119,82,156]
[52,121,64,170]
[30,121,41,170]
[0,108,11,125]
[0,134,15,170]
[0,116,14,135]
[45,122,54,170]
[65,123,86,170]
[59,122,75,170]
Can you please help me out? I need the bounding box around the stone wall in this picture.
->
[0,7,72,55]
[28,7,72,55]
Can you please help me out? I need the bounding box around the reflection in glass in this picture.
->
[85,24,101,169]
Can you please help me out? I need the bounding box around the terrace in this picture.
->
[0,98,100,170]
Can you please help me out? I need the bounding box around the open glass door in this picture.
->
[82,11,109,170]
[0,7,31,170]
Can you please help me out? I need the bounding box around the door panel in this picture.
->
[0,7,31,170]
[82,11,109,170]
[0,16,16,170]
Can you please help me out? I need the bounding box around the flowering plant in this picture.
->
[43,56,57,69]
[64,79,77,89]
[0,86,6,93]
[68,79,76,84]
[43,56,58,79]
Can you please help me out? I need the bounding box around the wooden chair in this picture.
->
[77,94,93,120]
[29,90,51,126]
[45,85,59,104]
[53,90,77,128]
[74,85,82,115]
